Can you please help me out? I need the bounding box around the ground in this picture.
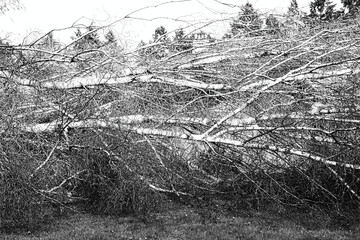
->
[1,204,360,240]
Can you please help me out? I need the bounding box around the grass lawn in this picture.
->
[1,204,359,240]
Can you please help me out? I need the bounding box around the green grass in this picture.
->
[1,205,359,240]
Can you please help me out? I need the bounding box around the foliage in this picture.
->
[72,25,103,51]
[137,40,149,57]
[309,0,338,21]
[153,26,169,43]
[104,30,117,45]
[172,28,192,52]
[0,165,45,231]
[173,28,186,40]
[70,25,105,70]
[230,2,263,37]
[138,25,171,60]
[284,0,307,35]
[0,137,65,231]
[0,39,16,72]
[40,32,57,49]
[73,145,168,216]
[288,0,300,16]
[265,14,281,35]
[342,0,360,15]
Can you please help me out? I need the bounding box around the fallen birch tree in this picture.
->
[1,18,360,215]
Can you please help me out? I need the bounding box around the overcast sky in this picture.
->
[0,0,342,45]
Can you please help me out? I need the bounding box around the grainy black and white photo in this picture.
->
[1,0,360,239]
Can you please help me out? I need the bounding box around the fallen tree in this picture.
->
[1,15,360,229]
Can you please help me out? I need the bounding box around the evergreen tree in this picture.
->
[84,25,102,47]
[105,30,117,45]
[342,0,360,15]
[285,0,307,32]
[72,28,85,51]
[147,26,170,59]
[137,40,147,57]
[74,28,82,38]
[324,0,338,20]
[230,2,262,37]
[265,14,281,35]
[174,28,185,40]
[288,0,300,16]
[41,32,58,50]
[72,25,103,51]
[153,26,169,42]
[173,28,192,52]
[137,40,155,58]
[70,25,104,70]
[309,0,337,21]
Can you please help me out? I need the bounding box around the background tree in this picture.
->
[285,0,306,34]
[137,40,148,57]
[72,25,103,51]
[71,25,104,70]
[265,14,281,35]
[105,30,117,45]
[149,25,170,59]
[136,39,156,66]
[309,0,337,21]
[172,28,192,52]
[230,2,263,37]
[342,0,360,15]
[173,27,185,41]
[288,0,300,16]
[153,25,169,42]
[38,32,59,50]
[0,0,22,15]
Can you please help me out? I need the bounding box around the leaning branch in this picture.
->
[14,73,231,90]
[15,117,360,171]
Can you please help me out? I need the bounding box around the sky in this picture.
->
[0,0,342,46]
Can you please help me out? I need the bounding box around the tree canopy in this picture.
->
[309,0,338,21]
[342,0,360,15]
[230,2,263,37]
